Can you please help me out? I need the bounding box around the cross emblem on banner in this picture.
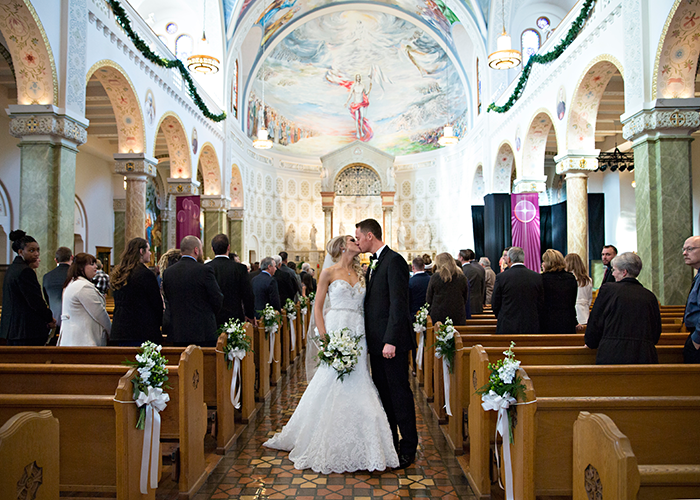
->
[514,200,537,223]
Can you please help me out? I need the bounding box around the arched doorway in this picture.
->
[332,164,383,237]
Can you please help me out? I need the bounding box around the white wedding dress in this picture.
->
[264,279,399,473]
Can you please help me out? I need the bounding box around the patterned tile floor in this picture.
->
[191,358,475,500]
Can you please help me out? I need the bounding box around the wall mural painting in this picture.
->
[145,177,162,263]
[247,11,467,156]
[657,0,700,99]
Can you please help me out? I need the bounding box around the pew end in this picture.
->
[0,410,60,500]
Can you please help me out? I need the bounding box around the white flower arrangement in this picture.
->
[433,318,457,373]
[259,304,280,339]
[317,327,363,381]
[299,295,309,316]
[127,341,170,430]
[413,303,429,334]
[369,259,379,271]
[217,318,252,369]
[284,298,297,321]
[308,291,315,306]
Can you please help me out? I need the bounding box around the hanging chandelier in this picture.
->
[488,0,521,70]
[438,125,458,147]
[253,16,273,150]
[187,0,219,74]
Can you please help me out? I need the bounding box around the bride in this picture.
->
[263,235,399,473]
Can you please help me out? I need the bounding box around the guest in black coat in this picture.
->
[409,257,431,316]
[300,263,317,295]
[426,253,470,326]
[585,252,661,364]
[539,249,578,334]
[110,238,164,346]
[0,230,55,345]
[163,236,223,347]
[42,246,72,335]
[274,254,301,305]
[251,256,281,318]
[458,249,485,314]
[601,244,618,285]
[492,247,544,334]
[206,234,255,327]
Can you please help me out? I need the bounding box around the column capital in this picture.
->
[167,177,200,196]
[113,153,157,177]
[228,208,244,220]
[201,195,227,211]
[7,104,89,147]
[381,191,396,207]
[513,177,547,194]
[621,99,700,141]
[320,191,335,208]
[554,150,600,174]
[113,198,126,212]
[322,206,333,214]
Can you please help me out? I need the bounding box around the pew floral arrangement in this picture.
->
[299,295,309,316]
[413,304,430,370]
[259,304,280,339]
[316,327,362,381]
[308,291,316,306]
[126,341,170,430]
[218,318,252,370]
[284,298,297,351]
[432,318,456,373]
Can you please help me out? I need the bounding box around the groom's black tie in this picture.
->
[370,254,377,261]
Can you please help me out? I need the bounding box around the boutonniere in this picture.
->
[369,260,379,271]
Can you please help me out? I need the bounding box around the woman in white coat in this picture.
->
[57,253,111,346]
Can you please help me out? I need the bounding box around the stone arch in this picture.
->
[74,195,87,254]
[197,142,222,195]
[0,0,57,104]
[230,164,243,208]
[86,60,146,154]
[493,141,516,193]
[522,109,557,178]
[472,164,485,204]
[654,0,700,99]
[567,56,624,150]
[155,112,192,179]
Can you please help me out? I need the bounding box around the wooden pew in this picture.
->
[422,318,435,402]
[280,310,291,374]
[0,347,208,498]
[573,411,700,500]
[254,323,271,401]
[462,343,688,497]
[0,369,154,498]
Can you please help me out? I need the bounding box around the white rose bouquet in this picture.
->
[217,318,252,409]
[284,298,297,351]
[432,318,457,373]
[317,327,362,381]
[414,304,430,370]
[259,304,280,339]
[125,341,170,430]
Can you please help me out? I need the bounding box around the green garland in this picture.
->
[488,0,596,114]
[107,0,226,123]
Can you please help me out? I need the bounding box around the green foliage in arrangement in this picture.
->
[107,0,226,123]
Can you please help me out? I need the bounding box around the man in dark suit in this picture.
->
[492,247,544,334]
[458,248,485,314]
[251,256,281,318]
[42,246,72,336]
[409,257,430,316]
[356,218,417,469]
[206,234,255,327]
[274,252,301,305]
[162,236,223,347]
[601,245,618,285]
[682,236,700,363]
[300,262,317,294]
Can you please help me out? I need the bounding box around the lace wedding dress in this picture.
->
[264,279,399,473]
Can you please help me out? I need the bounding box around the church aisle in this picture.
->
[189,356,475,500]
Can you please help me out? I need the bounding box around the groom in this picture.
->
[356,218,418,469]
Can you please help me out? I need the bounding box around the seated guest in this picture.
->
[426,252,470,326]
[565,252,593,330]
[0,230,55,345]
[681,236,700,363]
[92,259,110,296]
[585,252,661,364]
[492,247,543,334]
[252,256,282,318]
[58,253,111,346]
[479,257,496,305]
[540,249,578,334]
[110,238,163,346]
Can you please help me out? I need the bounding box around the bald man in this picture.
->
[682,236,700,363]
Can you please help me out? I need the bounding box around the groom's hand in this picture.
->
[382,344,396,359]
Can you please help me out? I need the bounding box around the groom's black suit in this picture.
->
[364,246,418,459]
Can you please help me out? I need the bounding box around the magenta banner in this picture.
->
[176,196,201,245]
[511,193,541,272]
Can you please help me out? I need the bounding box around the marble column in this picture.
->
[228,208,244,258]
[113,199,126,265]
[114,154,157,245]
[622,103,699,304]
[554,151,600,266]
[167,177,200,249]
[8,105,88,278]
[201,195,227,259]
[381,192,396,246]
[321,191,335,245]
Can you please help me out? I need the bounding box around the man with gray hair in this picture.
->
[491,246,544,333]
[252,256,281,318]
[479,257,496,305]
[682,236,700,363]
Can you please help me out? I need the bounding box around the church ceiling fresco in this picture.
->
[246,10,468,156]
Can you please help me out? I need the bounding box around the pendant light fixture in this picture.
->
[488,0,521,70]
[187,0,220,74]
[253,13,273,150]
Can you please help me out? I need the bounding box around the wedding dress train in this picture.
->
[263,279,399,473]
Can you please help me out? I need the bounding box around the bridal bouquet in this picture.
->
[259,304,280,339]
[218,318,252,369]
[433,318,457,373]
[317,327,362,381]
[125,341,170,429]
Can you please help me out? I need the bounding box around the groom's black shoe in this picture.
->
[396,454,415,470]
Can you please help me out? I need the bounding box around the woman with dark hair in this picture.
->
[110,238,163,346]
[539,249,578,334]
[0,230,55,345]
[426,252,470,325]
[57,253,111,346]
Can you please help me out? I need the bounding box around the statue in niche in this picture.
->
[310,224,318,250]
[284,224,296,249]
[386,164,396,190]
[397,223,406,250]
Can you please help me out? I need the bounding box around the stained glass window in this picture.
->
[521,29,540,67]
[175,34,193,62]
[536,17,550,30]
[166,22,178,34]
[334,165,382,196]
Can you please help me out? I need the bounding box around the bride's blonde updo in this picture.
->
[326,235,365,286]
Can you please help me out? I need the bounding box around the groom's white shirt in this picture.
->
[374,244,387,260]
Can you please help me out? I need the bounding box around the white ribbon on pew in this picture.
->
[269,331,277,364]
[228,348,246,409]
[301,309,307,338]
[289,316,296,352]
[482,391,516,500]
[136,387,169,494]
[442,360,452,416]
[415,323,426,370]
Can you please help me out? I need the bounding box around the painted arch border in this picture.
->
[154,111,193,179]
[492,139,516,194]
[652,0,686,100]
